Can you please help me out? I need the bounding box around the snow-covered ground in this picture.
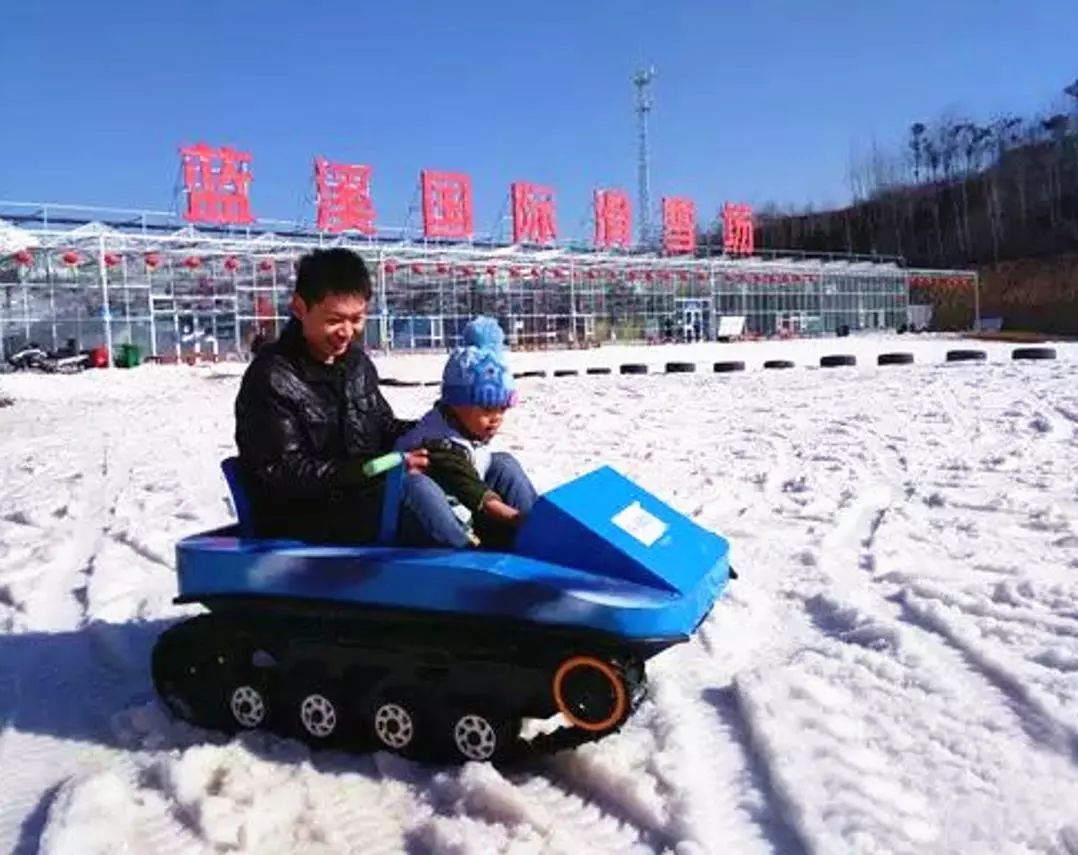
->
[1,334,1076,854]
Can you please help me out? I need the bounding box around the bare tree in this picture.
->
[752,75,1078,273]
[1041,113,1069,231]
[909,123,926,183]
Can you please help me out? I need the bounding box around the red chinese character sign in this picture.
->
[511,182,557,245]
[593,189,631,249]
[723,202,754,255]
[421,170,474,239]
[180,143,254,225]
[662,197,696,254]
[314,158,375,234]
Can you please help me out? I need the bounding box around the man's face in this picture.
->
[451,405,507,442]
[291,292,367,363]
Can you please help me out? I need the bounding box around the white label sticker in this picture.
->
[611,501,667,547]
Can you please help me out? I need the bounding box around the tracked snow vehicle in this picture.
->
[152,459,732,763]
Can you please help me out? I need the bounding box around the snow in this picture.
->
[1,333,1077,854]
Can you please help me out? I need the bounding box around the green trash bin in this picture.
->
[118,343,142,368]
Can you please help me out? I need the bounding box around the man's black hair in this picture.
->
[294,248,373,306]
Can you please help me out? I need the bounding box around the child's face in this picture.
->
[452,405,507,441]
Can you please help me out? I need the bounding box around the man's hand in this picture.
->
[403,448,429,474]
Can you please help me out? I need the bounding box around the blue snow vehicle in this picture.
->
[152,458,732,763]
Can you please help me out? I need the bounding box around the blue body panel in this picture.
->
[176,466,730,642]
[514,466,729,597]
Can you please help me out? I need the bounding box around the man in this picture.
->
[234,248,535,548]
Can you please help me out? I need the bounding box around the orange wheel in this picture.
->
[552,656,629,732]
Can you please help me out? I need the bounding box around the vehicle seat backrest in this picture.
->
[220,456,254,536]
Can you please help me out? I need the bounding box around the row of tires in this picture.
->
[220,678,519,762]
[566,347,1058,374]
[379,347,1059,387]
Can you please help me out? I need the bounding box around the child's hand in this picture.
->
[403,449,429,474]
[481,495,523,527]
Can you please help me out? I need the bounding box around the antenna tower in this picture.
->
[633,66,655,246]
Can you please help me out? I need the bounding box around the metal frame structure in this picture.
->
[633,66,656,247]
[0,202,978,362]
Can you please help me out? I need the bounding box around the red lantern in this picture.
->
[627,270,638,281]
[104,252,122,268]
[224,256,240,272]
[13,249,33,266]
[382,259,398,274]
[585,270,597,280]
[486,265,497,276]
[509,266,522,279]
[62,251,80,266]
[144,252,161,270]
[531,266,541,278]
[259,259,274,272]
[436,263,449,274]
[184,256,201,269]
[644,271,654,283]
[410,263,424,275]
[697,270,708,282]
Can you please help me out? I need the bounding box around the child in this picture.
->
[394,316,526,545]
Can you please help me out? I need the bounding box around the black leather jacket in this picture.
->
[234,319,414,541]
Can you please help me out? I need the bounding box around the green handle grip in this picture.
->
[361,452,404,479]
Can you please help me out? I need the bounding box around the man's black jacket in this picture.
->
[234,319,414,542]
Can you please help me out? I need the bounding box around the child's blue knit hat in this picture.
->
[441,316,518,408]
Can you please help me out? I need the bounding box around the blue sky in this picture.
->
[2,0,1076,240]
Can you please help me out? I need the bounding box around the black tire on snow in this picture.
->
[946,349,987,363]
[379,378,421,387]
[445,707,521,763]
[513,370,547,379]
[713,361,746,373]
[368,694,422,756]
[553,369,579,377]
[586,367,612,375]
[665,361,696,374]
[226,679,272,731]
[151,616,244,731]
[877,352,914,366]
[763,359,795,369]
[619,363,648,375]
[1012,347,1056,361]
[288,680,346,744]
[820,354,857,368]
[552,656,633,734]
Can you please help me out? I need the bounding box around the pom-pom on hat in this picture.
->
[441,316,518,408]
